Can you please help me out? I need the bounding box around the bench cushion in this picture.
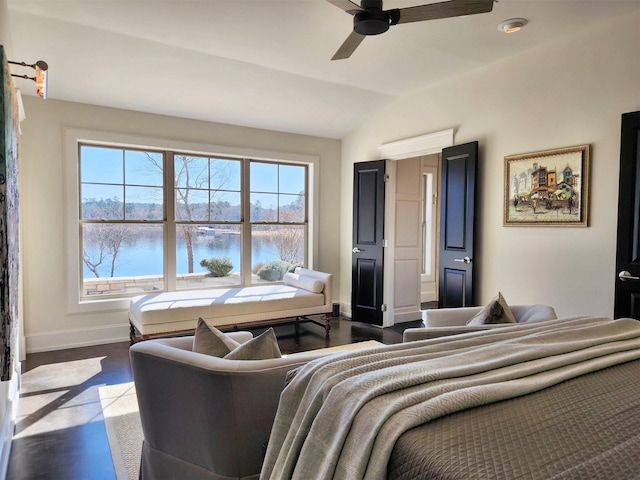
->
[130,284,325,333]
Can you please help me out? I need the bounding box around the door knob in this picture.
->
[352,247,362,254]
[454,256,472,264]
[619,270,640,281]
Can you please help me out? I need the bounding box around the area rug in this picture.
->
[98,340,383,480]
[99,382,143,480]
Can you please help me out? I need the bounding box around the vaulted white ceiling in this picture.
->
[6,0,639,138]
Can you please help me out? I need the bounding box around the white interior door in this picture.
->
[389,153,440,323]
[392,157,422,323]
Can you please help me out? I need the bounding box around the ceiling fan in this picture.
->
[328,0,494,60]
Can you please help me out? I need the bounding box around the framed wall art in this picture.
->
[504,144,589,226]
[0,47,20,380]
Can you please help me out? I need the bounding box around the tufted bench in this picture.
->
[128,268,333,342]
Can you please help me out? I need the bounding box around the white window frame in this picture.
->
[421,166,438,282]
[64,128,319,314]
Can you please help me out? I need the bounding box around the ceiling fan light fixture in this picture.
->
[354,9,390,35]
[328,0,495,60]
[498,18,528,34]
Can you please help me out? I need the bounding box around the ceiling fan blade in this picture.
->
[327,0,363,15]
[332,31,366,60]
[397,0,493,24]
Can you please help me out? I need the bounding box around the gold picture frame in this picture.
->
[504,144,589,226]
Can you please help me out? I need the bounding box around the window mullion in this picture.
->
[165,151,177,291]
[242,159,252,285]
[121,149,126,220]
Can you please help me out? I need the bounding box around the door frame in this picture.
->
[380,129,454,327]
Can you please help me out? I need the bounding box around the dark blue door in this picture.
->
[439,142,478,307]
[352,160,386,325]
[614,111,640,319]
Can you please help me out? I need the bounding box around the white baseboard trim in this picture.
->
[0,370,20,480]
[336,303,423,325]
[339,301,351,319]
[26,324,130,353]
[421,292,436,303]
[393,311,423,323]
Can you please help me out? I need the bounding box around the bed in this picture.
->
[261,316,640,480]
[128,268,332,342]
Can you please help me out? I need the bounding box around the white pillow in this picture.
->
[283,272,324,293]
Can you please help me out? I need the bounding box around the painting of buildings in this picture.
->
[505,145,589,226]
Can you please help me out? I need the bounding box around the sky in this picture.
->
[79,144,306,215]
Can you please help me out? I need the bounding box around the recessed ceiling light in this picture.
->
[498,18,528,34]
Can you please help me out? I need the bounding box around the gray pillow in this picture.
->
[193,318,240,357]
[467,292,517,325]
[224,328,282,360]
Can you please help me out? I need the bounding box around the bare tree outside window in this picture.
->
[269,196,305,263]
[82,223,134,277]
[173,154,241,273]
[269,225,304,263]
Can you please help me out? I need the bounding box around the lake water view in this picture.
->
[82,230,281,279]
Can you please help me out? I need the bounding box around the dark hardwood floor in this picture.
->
[6,316,421,480]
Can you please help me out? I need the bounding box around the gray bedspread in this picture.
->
[388,358,640,479]
[260,317,640,480]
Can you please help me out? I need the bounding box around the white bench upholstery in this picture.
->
[129,268,333,342]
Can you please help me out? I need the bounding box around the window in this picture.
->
[173,154,243,290]
[249,161,306,284]
[73,134,313,305]
[421,168,437,281]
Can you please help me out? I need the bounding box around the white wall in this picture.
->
[340,11,640,319]
[18,98,341,352]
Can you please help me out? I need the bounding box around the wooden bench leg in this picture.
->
[324,313,331,337]
[129,322,137,345]
[130,321,149,344]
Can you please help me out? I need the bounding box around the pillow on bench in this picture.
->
[282,272,324,294]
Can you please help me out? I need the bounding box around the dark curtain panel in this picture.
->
[0,45,20,381]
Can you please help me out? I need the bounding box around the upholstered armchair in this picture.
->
[129,333,329,480]
[403,304,557,342]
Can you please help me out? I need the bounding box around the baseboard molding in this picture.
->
[0,370,19,480]
[393,311,423,323]
[421,292,436,303]
[338,301,351,319]
[336,303,421,325]
[26,324,130,353]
